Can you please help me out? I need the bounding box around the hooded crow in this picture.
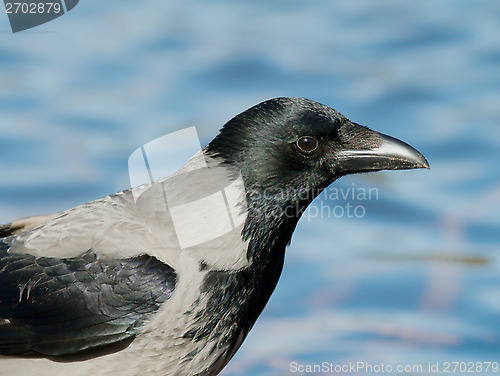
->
[0,97,429,375]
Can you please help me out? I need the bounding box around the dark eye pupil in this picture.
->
[297,137,318,152]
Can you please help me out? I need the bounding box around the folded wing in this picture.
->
[0,239,176,356]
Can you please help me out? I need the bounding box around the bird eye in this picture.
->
[296,136,318,153]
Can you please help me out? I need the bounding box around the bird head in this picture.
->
[207,97,429,209]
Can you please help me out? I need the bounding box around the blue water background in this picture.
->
[0,1,499,375]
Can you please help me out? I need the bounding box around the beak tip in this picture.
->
[378,133,430,171]
[412,155,430,170]
[416,154,430,170]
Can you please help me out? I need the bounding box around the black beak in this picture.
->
[336,133,430,174]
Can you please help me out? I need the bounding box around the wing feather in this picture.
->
[0,239,176,356]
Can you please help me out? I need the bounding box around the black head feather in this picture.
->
[207,97,379,197]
